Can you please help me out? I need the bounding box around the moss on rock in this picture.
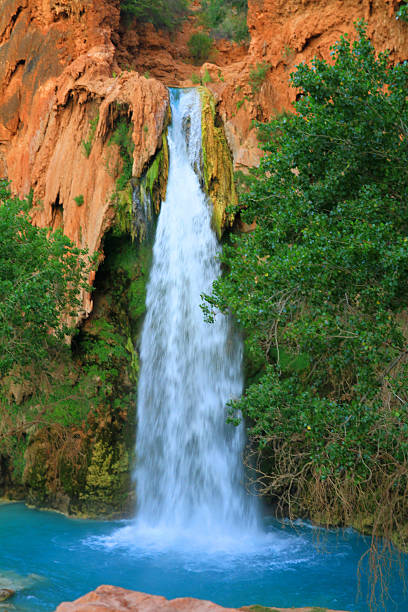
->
[0,231,152,518]
[199,86,237,239]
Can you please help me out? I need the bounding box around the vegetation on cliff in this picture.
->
[200,0,248,43]
[204,23,408,550]
[0,175,154,517]
[0,180,90,378]
[0,227,151,517]
[120,0,189,30]
[120,0,248,43]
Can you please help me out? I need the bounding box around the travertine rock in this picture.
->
[205,0,408,169]
[55,585,350,612]
[0,0,168,317]
[2,0,408,314]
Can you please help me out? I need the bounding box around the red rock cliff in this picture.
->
[202,0,408,169]
[1,0,408,311]
[0,0,168,315]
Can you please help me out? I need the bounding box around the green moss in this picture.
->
[79,439,131,516]
[110,121,169,242]
[144,132,169,212]
[81,112,99,158]
[199,86,237,239]
[114,183,134,238]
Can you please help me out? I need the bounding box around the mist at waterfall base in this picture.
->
[1,88,406,612]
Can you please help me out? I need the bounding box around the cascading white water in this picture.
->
[134,88,259,544]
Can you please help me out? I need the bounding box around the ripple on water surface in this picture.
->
[0,503,407,612]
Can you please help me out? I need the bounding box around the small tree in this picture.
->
[188,32,213,63]
[120,0,189,31]
[0,180,90,378]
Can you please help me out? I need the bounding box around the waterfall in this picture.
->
[134,88,259,545]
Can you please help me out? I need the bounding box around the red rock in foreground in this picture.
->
[55,585,350,612]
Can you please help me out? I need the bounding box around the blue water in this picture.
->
[0,503,406,611]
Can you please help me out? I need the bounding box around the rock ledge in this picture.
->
[55,585,350,612]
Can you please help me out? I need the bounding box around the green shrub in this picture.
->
[396,3,408,22]
[120,0,189,31]
[188,32,213,62]
[74,194,84,206]
[0,180,90,378]
[249,61,270,94]
[200,0,248,42]
[191,73,201,84]
[81,113,99,158]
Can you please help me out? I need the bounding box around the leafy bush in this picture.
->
[120,0,189,31]
[396,3,408,22]
[200,0,248,42]
[188,32,213,62]
[0,180,90,377]
[74,194,84,206]
[204,22,408,552]
[249,61,271,94]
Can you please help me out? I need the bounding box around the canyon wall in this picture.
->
[0,0,169,314]
[2,0,408,266]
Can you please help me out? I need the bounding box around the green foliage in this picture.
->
[234,169,252,194]
[188,32,213,63]
[0,231,151,516]
[204,23,408,544]
[396,3,408,22]
[120,0,189,31]
[191,72,201,85]
[109,118,134,192]
[74,194,84,206]
[0,180,90,378]
[81,113,99,158]
[202,68,212,84]
[200,0,248,43]
[249,61,271,94]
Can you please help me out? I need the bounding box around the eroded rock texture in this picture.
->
[204,0,408,170]
[55,586,350,612]
[2,0,408,266]
[0,0,168,315]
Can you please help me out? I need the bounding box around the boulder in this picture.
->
[0,588,14,601]
[54,586,351,612]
